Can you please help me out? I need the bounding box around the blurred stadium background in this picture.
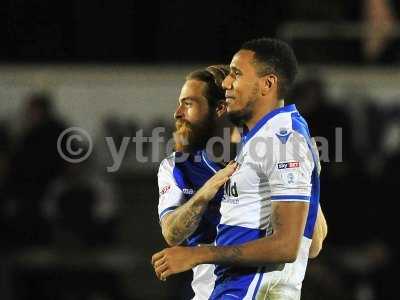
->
[0,1,399,299]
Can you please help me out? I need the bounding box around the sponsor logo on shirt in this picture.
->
[222,197,239,204]
[160,184,171,195]
[225,179,238,197]
[182,188,194,195]
[277,161,300,170]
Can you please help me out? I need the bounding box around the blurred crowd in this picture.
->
[0,93,121,249]
[0,76,399,299]
[0,93,125,300]
[288,76,398,300]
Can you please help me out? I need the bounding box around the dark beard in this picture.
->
[227,109,251,126]
[227,83,258,126]
[174,112,216,153]
[227,100,255,126]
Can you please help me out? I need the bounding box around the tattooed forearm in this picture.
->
[163,196,209,245]
[191,203,310,267]
[271,204,283,231]
[168,203,204,244]
[206,246,244,265]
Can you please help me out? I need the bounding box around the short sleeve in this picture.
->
[157,157,184,221]
[266,131,314,202]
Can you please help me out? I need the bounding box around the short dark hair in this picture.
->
[186,65,229,108]
[241,37,298,99]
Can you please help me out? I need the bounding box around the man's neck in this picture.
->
[245,99,284,131]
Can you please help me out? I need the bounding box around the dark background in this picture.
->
[0,0,365,63]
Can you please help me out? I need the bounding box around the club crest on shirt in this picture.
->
[282,171,298,185]
[276,128,292,144]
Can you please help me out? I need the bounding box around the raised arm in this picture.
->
[160,161,238,246]
[161,192,209,246]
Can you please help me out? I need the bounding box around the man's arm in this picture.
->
[152,132,315,280]
[309,204,328,258]
[152,201,308,280]
[161,161,238,246]
[308,137,327,258]
[161,192,212,246]
[200,201,308,265]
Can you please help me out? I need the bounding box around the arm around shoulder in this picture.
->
[309,204,328,258]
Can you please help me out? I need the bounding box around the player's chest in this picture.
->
[224,153,268,199]
[177,162,218,197]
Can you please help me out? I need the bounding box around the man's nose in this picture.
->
[222,74,232,90]
[174,105,184,120]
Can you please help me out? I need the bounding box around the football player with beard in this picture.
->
[157,65,237,300]
[155,63,327,299]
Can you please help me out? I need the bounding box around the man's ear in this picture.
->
[261,74,278,96]
[216,100,227,118]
